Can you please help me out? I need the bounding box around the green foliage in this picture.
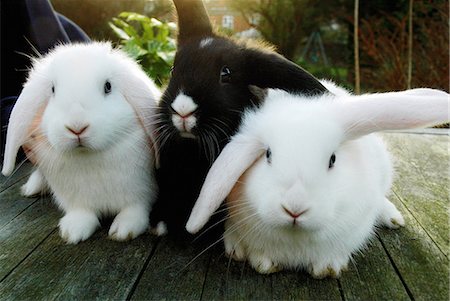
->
[296,58,350,90]
[109,12,176,87]
[51,0,174,41]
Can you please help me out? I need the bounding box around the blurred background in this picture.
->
[49,0,449,92]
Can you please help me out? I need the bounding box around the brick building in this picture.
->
[204,0,252,33]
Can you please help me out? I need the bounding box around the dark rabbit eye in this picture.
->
[51,85,55,94]
[329,153,336,169]
[104,81,112,94]
[266,147,272,164]
[220,66,232,84]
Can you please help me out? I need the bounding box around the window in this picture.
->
[222,15,234,29]
[250,14,260,26]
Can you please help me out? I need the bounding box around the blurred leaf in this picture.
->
[110,12,176,87]
[119,11,151,23]
[108,22,130,40]
[142,22,154,41]
[123,41,148,59]
[167,22,177,31]
[112,18,139,39]
[150,18,163,27]
[157,51,175,65]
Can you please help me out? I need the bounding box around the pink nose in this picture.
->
[176,110,196,119]
[282,206,306,219]
[66,125,89,136]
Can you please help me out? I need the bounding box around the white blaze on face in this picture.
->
[199,37,214,48]
[171,93,198,138]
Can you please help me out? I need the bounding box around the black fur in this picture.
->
[150,0,328,241]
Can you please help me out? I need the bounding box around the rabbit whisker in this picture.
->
[194,205,255,242]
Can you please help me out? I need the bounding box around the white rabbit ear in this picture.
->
[2,76,50,176]
[186,133,264,234]
[339,89,449,139]
[121,67,162,168]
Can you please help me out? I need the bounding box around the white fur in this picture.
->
[21,169,50,196]
[150,221,168,236]
[171,93,198,137]
[6,43,159,244]
[199,37,214,48]
[187,81,449,276]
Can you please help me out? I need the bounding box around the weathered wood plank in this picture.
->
[0,229,157,300]
[0,162,33,192]
[0,177,40,230]
[0,196,59,282]
[378,192,449,301]
[382,133,449,257]
[202,250,273,300]
[272,269,341,300]
[130,238,210,300]
[338,237,409,300]
[377,133,449,300]
[55,232,157,300]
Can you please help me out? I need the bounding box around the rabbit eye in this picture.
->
[220,66,232,84]
[266,147,272,164]
[51,85,55,94]
[104,81,112,94]
[329,153,336,169]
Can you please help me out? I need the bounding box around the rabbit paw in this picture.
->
[249,253,281,274]
[224,236,246,261]
[21,170,49,197]
[224,225,246,261]
[59,210,100,244]
[309,259,348,279]
[150,221,168,237]
[379,198,405,229]
[109,205,149,241]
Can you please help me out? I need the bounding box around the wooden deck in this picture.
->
[0,132,448,300]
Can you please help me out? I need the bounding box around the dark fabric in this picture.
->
[1,0,90,99]
[57,13,90,43]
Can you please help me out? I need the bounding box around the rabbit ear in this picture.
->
[173,0,213,44]
[186,133,264,234]
[121,69,161,168]
[338,89,449,139]
[2,75,50,176]
[244,49,328,95]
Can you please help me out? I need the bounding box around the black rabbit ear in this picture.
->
[243,49,328,95]
[173,0,213,44]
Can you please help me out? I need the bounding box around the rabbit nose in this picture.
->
[170,93,198,118]
[65,125,89,136]
[282,205,307,219]
[171,106,197,119]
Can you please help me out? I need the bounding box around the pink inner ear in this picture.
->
[121,69,161,168]
[132,105,160,168]
[186,134,264,234]
[2,78,49,176]
[339,91,450,139]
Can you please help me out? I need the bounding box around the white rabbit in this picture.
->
[186,81,449,277]
[2,42,161,244]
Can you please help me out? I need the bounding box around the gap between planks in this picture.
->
[392,189,448,259]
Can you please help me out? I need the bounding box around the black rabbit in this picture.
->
[150,0,328,240]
